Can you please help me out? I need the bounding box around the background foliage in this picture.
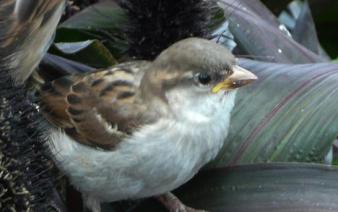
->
[262,0,338,58]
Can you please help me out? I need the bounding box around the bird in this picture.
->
[0,1,257,211]
[0,0,66,84]
[39,37,257,212]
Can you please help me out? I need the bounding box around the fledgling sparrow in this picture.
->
[0,1,256,211]
[40,37,257,212]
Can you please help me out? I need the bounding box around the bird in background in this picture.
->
[0,1,257,212]
[0,0,65,84]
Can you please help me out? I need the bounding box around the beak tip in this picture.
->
[252,74,258,81]
[230,65,258,88]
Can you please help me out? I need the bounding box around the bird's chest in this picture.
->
[49,116,229,201]
[49,93,234,201]
[118,112,231,198]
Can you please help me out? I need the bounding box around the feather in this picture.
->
[40,62,151,149]
[0,0,65,84]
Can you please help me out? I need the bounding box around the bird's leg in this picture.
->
[156,192,208,212]
[82,194,101,212]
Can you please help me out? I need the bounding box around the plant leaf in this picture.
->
[128,163,338,212]
[55,1,128,58]
[60,1,126,30]
[50,40,117,68]
[210,59,338,166]
[233,0,281,27]
[218,0,327,63]
[39,54,94,81]
[279,1,330,59]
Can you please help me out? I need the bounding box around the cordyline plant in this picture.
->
[1,0,338,211]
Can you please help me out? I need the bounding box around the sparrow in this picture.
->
[0,0,65,84]
[40,37,257,212]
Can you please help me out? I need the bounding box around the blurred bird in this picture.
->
[41,37,257,212]
[0,0,65,84]
[0,0,65,211]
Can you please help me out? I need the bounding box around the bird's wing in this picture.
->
[40,61,151,149]
[0,0,65,84]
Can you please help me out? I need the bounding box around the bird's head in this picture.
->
[140,38,257,120]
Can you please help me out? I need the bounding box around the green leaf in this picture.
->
[51,40,117,68]
[209,6,226,31]
[210,59,338,167]
[55,28,97,43]
[55,1,128,58]
[60,1,126,30]
[131,163,338,212]
[333,158,338,166]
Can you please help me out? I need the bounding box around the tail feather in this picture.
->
[0,0,65,84]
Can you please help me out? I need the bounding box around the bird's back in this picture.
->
[40,61,151,149]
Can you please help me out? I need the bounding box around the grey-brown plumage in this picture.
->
[0,1,257,211]
[0,0,65,84]
[40,39,256,151]
[40,38,257,212]
[40,61,150,149]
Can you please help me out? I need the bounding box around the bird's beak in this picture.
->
[212,65,258,93]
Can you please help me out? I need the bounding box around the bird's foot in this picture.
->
[82,194,101,212]
[156,192,208,212]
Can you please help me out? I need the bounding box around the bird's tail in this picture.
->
[0,0,65,84]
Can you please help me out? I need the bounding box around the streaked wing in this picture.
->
[40,61,151,149]
[0,0,65,84]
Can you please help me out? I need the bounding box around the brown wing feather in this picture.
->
[40,62,149,149]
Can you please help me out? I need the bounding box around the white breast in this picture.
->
[48,91,236,202]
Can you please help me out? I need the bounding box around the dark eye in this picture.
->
[197,72,212,85]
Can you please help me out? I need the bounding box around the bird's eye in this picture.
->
[197,72,212,85]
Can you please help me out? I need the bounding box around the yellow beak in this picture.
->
[212,65,258,93]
